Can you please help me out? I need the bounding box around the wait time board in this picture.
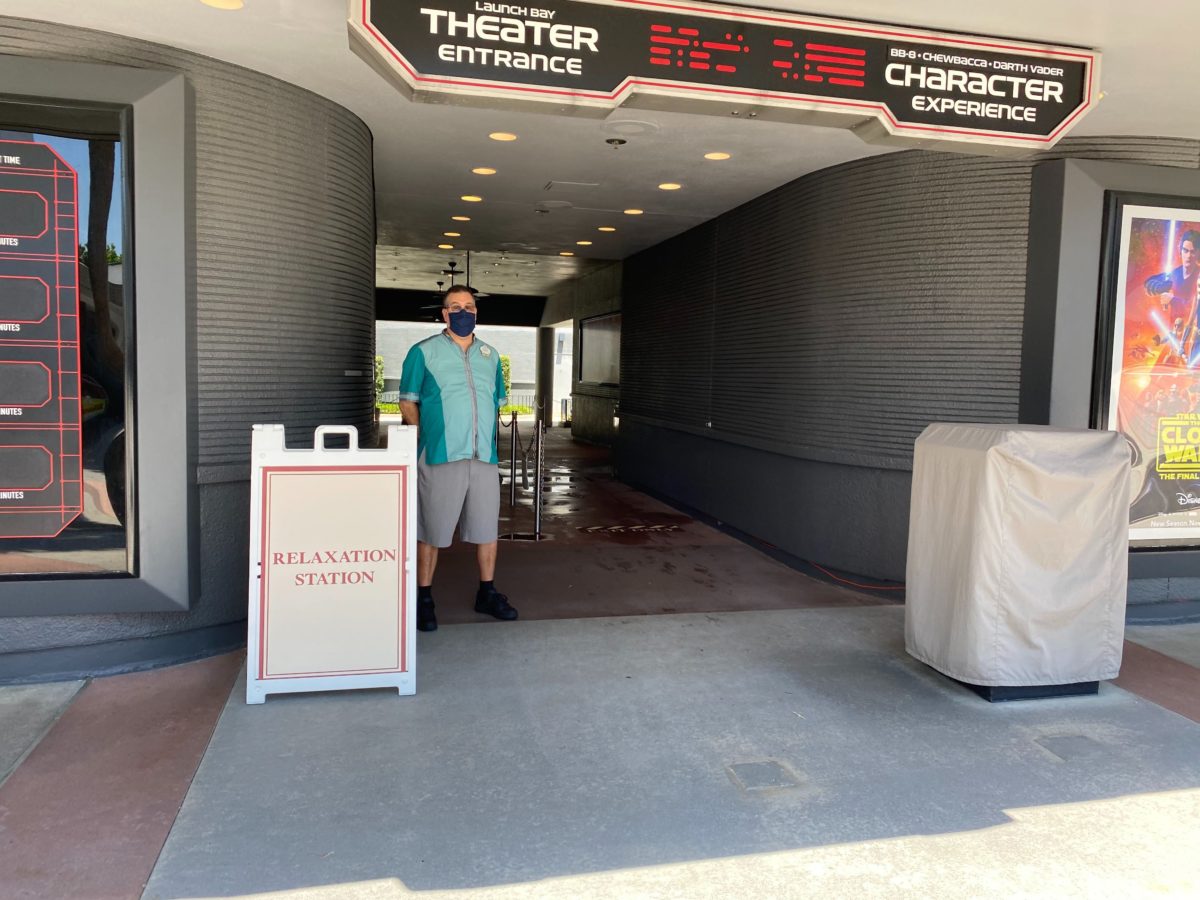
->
[0,140,83,539]
[350,0,1100,151]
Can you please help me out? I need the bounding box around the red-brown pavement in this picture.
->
[0,651,243,900]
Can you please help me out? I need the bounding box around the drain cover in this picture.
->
[727,760,801,793]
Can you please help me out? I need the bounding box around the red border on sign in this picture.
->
[0,140,81,540]
[356,0,1097,145]
[0,275,51,325]
[259,465,410,681]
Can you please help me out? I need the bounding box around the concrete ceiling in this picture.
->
[3,0,1197,297]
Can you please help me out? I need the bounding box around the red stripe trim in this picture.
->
[805,53,865,66]
[806,42,866,56]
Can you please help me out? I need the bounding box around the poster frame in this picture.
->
[1094,192,1200,548]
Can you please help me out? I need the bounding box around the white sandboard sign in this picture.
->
[246,424,417,704]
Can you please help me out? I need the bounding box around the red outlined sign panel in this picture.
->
[259,466,409,680]
[349,0,1100,151]
[0,139,83,539]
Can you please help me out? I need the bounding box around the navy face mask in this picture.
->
[448,310,476,337]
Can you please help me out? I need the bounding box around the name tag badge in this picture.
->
[481,346,492,357]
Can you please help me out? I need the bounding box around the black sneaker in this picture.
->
[474,588,518,621]
[417,597,438,632]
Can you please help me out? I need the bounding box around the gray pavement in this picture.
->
[143,607,1200,899]
[1127,622,1200,669]
[0,680,83,787]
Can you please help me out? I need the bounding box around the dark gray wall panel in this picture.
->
[622,225,716,430]
[619,137,1200,581]
[0,20,375,658]
[618,419,912,579]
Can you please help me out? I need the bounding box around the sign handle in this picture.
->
[314,425,360,450]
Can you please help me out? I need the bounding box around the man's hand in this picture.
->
[399,401,420,427]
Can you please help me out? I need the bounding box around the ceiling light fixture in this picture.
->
[452,216,471,222]
[461,195,483,202]
[444,232,461,237]
[438,243,455,250]
[658,183,682,191]
[704,152,732,160]
[559,251,575,256]
[598,227,617,233]
[489,132,518,142]
[624,209,644,216]
[576,241,593,246]
[472,167,497,175]
[200,0,244,8]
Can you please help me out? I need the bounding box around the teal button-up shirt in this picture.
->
[398,332,507,465]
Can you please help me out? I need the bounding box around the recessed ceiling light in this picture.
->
[658,183,682,191]
[452,216,471,222]
[559,251,575,256]
[598,226,617,232]
[489,132,518,142]
[200,0,243,8]
[704,152,732,160]
[461,195,483,202]
[624,209,644,215]
[576,240,593,246]
[444,232,461,237]
[472,167,497,175]
[438,243,454,249]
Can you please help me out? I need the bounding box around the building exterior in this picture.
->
[1,2,1198,680]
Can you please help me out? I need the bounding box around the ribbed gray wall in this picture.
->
[0,19,376,659]
[620,137,1200,579]
[624,138,1200,468]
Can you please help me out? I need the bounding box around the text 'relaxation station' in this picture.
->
[271,547,399,586]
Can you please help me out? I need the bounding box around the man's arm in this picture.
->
[399,400,420,427]
[397,344,426,428]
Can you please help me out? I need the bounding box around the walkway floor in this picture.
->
[2,433,1200,899]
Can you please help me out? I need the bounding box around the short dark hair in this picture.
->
[1182,230,1200,250]
[442,284,476,308]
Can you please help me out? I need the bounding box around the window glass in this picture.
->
[0,124,133,578]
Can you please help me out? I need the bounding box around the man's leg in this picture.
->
[418,541,439,587]
[416,458,469,633]
[476,540,497,582]
[462,462,517,621]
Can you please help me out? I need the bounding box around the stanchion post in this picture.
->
[508,410,518,506]
[534,420,545,539]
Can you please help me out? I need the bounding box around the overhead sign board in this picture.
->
[247,424,417,704]
[0,139,83,539]
[349,0,1100,150]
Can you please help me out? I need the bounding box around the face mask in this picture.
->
[448,310,476,337]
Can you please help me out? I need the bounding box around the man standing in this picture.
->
[398,285,518,632]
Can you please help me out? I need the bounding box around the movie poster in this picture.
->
[1107,204,1200,544]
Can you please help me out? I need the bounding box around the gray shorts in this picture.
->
[417,455,500,548]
